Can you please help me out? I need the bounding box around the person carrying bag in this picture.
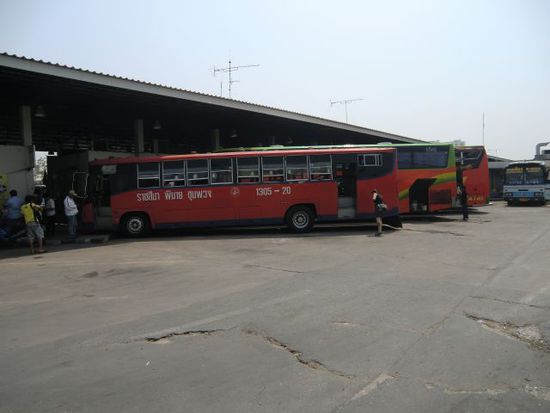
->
[21,195,46,254]
[372,189,386,236]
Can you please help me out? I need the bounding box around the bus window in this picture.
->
[398,147,449,169]
[414,151,447,168]
[309,155,332,181]
[211,158,233,184]
[137,162,160,188]
[237,157,260,183]
[286,156,308,182]
[397,151,412,169]
[101,165,117,175]
[358,154,381,167]
[262,156,284,183]
[187,159,209,186]
[163,160,186,187]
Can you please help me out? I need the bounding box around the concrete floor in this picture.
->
[1,201,549,412]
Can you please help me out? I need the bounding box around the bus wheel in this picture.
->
[286,206,314,233]
[122,213,150,237]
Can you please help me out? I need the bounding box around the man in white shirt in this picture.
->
[64,190,78,240]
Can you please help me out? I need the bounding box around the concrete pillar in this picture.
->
[134,119,144,156]
[210,128,220,150]
[20,105,32,146]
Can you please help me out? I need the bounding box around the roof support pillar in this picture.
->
[20,105,33,146]
[134,119,144,156]
[210,128,220,151]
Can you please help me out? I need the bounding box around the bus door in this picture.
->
[452,167,464,208]
[333,154,357,219]
[409,178,436,212]
[82,166,114,231]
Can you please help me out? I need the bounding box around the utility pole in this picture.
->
[482,112,485,147]
[213,59,260,98]
[330,98,364,123]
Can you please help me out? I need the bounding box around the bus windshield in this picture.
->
[505,165,545,185]
[456,148,483,169]
[505,167,524,185]
[524,167,544,185]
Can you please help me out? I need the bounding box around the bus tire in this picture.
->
[121,213,150,237]
[286,206,315,233]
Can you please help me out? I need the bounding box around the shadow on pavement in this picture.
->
[0,224,111,259]
[4,211,478,258]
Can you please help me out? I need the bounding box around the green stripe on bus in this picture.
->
[398,172,456,200]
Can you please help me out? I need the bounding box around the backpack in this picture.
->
[376,194,387,211]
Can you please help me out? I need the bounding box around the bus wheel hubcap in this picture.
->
[128,218,143,233]
[293,212,308,228]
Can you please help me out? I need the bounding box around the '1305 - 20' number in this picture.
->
[256,186,292,196]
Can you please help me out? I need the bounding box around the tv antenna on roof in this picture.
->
[213,59,260,99]
[330,98,364,123]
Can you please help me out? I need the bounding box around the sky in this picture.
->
[1,0,549,160]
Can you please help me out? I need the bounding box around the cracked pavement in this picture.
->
[1,202,549,412]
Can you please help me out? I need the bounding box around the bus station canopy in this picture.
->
[0,52,423,155]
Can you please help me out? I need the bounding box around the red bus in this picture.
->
[455,146,490,206]
[82,147,400,236]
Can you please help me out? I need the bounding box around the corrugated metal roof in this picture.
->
[0,52,259,105]
[488,154,513,162]
[0,52,424,143]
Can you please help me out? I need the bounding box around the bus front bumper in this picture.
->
[504,192,545,202]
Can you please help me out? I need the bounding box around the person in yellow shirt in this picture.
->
[21,195,45,254]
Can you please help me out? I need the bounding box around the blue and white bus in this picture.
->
[503,161,550,205]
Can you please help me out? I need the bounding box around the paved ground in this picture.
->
[1,201,549,412]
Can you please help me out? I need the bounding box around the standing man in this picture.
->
[3,189,24,235]
[459,184,469,221]
[21,195,45,254]
[372,189,386,236]
[64,189,79,240]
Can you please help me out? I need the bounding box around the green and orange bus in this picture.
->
[394,143,456,213]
